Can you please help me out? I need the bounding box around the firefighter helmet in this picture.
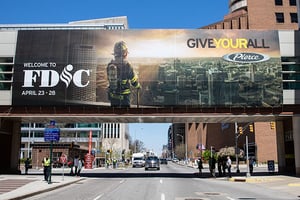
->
[113,41,128,57]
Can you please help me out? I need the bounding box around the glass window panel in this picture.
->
[276,13,284,23]
[275,0,283,5]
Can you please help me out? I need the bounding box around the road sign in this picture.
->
[44,127,60,142]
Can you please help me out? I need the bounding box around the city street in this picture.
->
[22,162,299,200]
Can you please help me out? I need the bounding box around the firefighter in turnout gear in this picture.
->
[107,41,141,107]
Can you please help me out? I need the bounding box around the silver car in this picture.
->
[145,156,160,170]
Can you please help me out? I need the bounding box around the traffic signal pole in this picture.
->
[235,122,240,173]
[235,122,254,174]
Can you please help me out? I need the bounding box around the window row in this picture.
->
[0,57,14,90]
[276,12,298,23]
[275,0,297,6]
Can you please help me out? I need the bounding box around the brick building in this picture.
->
[31,143,88,169]
[202,0,298,30]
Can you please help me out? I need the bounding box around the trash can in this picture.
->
[267,160,275,174]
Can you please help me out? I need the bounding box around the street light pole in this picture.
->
[246,135,251,177]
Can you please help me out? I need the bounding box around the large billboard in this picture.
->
[12,30,282,107]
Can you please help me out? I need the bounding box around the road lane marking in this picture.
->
[161,193,165,200]
[93,194,103,200]
[160,179,163,184]
[226,197,235,200]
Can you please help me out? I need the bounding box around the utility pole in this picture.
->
[246,135,251,177]
[235,122,240,173]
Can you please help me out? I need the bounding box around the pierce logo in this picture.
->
[22,64,90,88]
[222,52,270,63]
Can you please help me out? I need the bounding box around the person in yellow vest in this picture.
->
[42,156,50,181]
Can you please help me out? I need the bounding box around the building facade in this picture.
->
[202,0,298,30]
[21,122,130,162]
[168,0,299,174]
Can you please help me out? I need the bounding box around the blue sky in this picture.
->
[0,0,229,155]
[0,1,228,29]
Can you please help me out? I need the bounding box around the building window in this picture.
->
[283,82,300,89]
[290,13,298,23]
[275,0,283,5]
[0,57,13,91]
[275,13,285,23]
[289,0,296,6]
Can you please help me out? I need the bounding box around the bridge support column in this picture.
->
[293,115,300,177]
[10,120,21,174]
[276,120,286,173]
[0,118,21,174]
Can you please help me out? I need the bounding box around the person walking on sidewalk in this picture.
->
[24,158,31,175]
[209,156,216,177]
[226,156,232,178]
[73,155,79,176]
[197,157,203,176]
[42,156,50,181]
[249,157,254,175]
[77,158,83,177]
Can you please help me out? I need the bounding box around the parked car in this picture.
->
[145,156,160,170]
[160,158,168,164]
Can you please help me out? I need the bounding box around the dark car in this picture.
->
[160,158,168,164]
[145,156,160,170]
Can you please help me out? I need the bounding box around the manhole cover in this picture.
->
[185,199,205,200]
[204,192,220,195]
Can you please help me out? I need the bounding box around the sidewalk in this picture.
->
[0,173,83,200]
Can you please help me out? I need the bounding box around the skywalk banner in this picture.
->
[12,29,282,107]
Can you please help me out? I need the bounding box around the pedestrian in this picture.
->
[77,158,83,177]
[217,156,223,177]
[226,156,232,178]
[249,157,254,175]
[209,156,216,177]
[197,157,203,176]
[42,156,51,181]
[106,159,110,168]
[107,41,141,108]
[222,157,227,176]
[73,155,79,176]
[24,158,31,175]
[113,158,117,169]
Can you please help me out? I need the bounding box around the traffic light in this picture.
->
[249,124,254,133]
[239,127,243,134]
[270,121,276,130]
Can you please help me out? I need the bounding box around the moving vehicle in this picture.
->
[145,156,160,170]
[132,153,145,168]
[160,158,168,164]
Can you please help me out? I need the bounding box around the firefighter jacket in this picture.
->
[107,57,140,99]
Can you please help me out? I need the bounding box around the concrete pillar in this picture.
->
[276,120,286,172]
[292,115,300,177]
[10,120,21,174]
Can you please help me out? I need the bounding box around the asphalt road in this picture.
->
[24,162,298,200]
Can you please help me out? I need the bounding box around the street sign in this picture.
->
[44,127,60,142]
